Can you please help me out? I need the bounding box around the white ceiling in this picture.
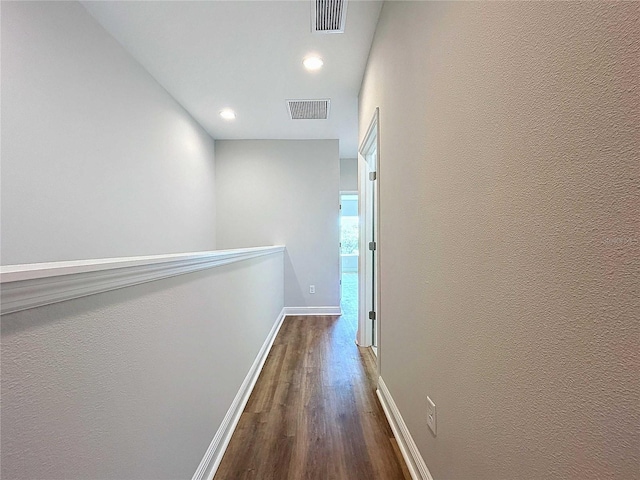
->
[81,0,383,158]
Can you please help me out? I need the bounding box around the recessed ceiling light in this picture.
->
[303,56,324,71]
[220,108,236,120]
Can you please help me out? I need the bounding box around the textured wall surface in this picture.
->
[1,253,284,480]
[215,140,341,308]
[1,1,216,265]
[360,2,639,479]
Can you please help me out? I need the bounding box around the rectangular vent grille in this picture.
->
[287,99,330,120]
[313,0,348,34]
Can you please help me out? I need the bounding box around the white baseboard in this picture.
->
[283,306,342,316]
[191,308,287,480]
[377,377,434,480]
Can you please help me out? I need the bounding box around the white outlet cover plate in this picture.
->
[427,396,437,435]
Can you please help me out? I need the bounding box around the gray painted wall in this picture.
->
[360,2,639,479]
[340,158,358,191]
[1,1,216,265]
[1,254,284,480]
[1,3,285,479]
[215,140,340,308]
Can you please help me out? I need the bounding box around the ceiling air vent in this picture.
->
[287,99,330,120]
[312,0,348,34]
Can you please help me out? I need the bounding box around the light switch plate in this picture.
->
[427,396,437,435]
[309,285,315,294]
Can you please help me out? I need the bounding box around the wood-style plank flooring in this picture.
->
[214,315,410,480]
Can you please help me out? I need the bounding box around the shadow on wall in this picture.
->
[284,250,305,307]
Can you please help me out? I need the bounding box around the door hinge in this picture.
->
[369,171,377,181]
[369,311,376,320]
[369,241,377,251]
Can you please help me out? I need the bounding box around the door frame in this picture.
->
[357,108,380,356]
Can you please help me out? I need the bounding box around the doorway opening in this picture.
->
[358,108,379,356]
[340,193,359,329]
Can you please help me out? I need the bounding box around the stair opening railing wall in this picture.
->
[1,246,285,480]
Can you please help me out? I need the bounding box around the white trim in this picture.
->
[191,308,287,480]
[0,246,285,315]
[377,377,434,480]
[357,107,380,350]
[359,106,379,156]
[282,306,342,316]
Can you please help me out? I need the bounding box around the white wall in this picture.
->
[1,1,216,265]
[1,253,284,480]
[340,157,358,191]
[360,2,639,479]
[215,140,340,308]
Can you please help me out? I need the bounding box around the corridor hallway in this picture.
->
[214,315,410,479]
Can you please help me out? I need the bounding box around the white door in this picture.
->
[365,150,378,351]
[358,109,379,355]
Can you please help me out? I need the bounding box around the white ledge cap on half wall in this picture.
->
[0,245,285,315]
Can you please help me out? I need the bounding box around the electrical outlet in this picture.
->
[427,396,437,435]
[309,285,315,294]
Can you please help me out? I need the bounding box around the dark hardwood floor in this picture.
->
[214,315,411,480]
